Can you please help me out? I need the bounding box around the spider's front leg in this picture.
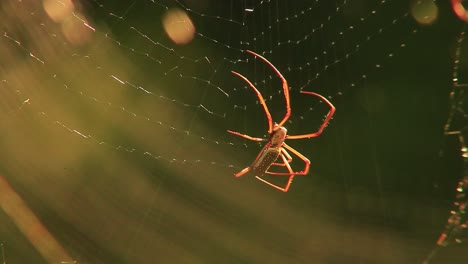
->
[287,91,336,140]
[227,130,266,142]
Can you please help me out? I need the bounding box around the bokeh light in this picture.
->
[61,13,93,46]
[410,0,438,25]
[452,0,468,22]
[43,0,93,46]
[162,8,196,45]
[43,0,74,23]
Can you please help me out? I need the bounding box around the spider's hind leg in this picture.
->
[234,167,251,178]
[271,148,292,166]
[256,152,295,192]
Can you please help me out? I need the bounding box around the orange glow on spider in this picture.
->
[452,0,468,22]
[162,8,196,45]
[410,0,438,25]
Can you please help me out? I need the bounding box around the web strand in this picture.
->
[0,0,430,262]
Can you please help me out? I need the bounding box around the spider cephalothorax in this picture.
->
[228,50,335,192]
[269,126,287,147]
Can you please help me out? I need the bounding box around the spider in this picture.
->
[228,50,336,192]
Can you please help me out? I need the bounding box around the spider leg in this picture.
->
[234,167,251,178]
[283,143,310,175]
[231,70,273,134]
[256,152,294,192]
[227,130,266,142]
[265,144,310,176]
[287,91,336,139]
[233,143,271,177]
[245,50,291,128]
[271,148,292,166]
[282,148,293,163]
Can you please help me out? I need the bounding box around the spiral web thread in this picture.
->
[0,1,427,262]
[0,0,419,171]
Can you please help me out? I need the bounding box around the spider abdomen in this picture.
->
[252,146,281,176]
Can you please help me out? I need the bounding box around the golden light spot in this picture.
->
[452,0,468,22]
[43,0,74,23]
[410,0,438,25]
[162,8,196,45]
[61,13,92,46]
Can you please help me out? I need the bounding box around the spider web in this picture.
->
[0,0,417,175]
[0,0,436,263]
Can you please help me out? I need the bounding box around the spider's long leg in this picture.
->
[287,91,336,139]
[245,50,291,128]
[256,153,294,192]
[234,143,271,177]
[231,70,273,134]
[266,144,310,176]
[234,167,251,178]
[283,143,310,175]
[271,148,292,166]
[281,148,293,163]
[227,130,266,142]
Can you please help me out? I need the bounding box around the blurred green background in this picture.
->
[0,0,466,263]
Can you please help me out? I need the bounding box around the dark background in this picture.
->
[0,0,466,263]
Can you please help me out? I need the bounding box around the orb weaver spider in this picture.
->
[228,50,336,192]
